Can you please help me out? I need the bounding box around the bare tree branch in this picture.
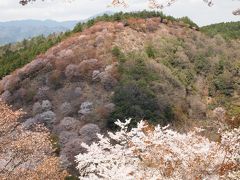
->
[18,0,240,16]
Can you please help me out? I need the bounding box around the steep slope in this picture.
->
[0,15,239,175]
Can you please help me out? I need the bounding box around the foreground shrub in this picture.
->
[193,54,211,74]
[213,71,235,96]
[145,44,157,58]
[76,119,240,180]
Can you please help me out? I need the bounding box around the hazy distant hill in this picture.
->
[0,19,78,45]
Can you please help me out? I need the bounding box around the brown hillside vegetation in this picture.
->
[0,17,240,176]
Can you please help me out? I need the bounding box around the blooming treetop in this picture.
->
[76,119,240,179]
[0,101,67,179]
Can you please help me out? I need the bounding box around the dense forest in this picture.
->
[201,21,240,40]
[0,34,64,79]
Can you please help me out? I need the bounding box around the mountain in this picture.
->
[0,12,239,178]
[0,19,78,45]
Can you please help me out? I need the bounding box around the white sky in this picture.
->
[0,0,239,26]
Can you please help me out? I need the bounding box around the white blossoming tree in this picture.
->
[0,101,67,179]
[76,119,240,179]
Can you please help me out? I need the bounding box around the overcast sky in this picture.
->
[0,0,239,26]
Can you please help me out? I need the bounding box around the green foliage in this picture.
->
[228,105,240,116]
[213,71,234,96]
[108,52,174,129]
[110,27,239,110]
[0,34,65,79]
[145,44,157,58]
[112,46,122,57]
[214,59,225,76]
[122,53,158,82]
[209,59,236,96]
[108,81,161,129]
[73,11,198,33]
[175,69,194,87]
[193,54,211,74]
[72,23,83,33]
[178,16,199,28]
[201,21,240,40]
[111,46,126,63]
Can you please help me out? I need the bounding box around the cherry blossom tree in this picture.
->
[0,101,67,179]
[18,0,240,15]
[76,119,240,179]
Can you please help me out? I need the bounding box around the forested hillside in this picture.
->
[0,11,197,80]
[201,21,240,39]
[0,33,70,79]
[0,11,239,179]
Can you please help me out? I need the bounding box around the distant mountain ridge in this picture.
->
[0,19,79,45]
[0,11,117,46]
